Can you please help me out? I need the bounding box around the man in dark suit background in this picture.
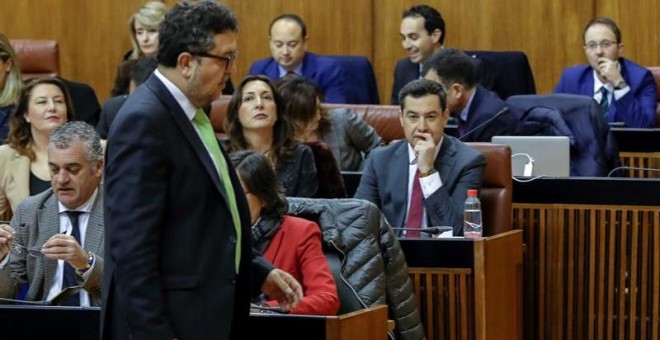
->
[554,16,657,128]
[356,79,485,236]
[248,14,348,104]
[0,121,104,306]
[102,2,302,339]
[424,48,520,142]
[392,5,495,105]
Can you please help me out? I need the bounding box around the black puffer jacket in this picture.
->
[287,198,425,340]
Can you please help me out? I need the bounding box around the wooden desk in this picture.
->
[400,230,524,340]
[0,304,389,340]
[513,177,660,340]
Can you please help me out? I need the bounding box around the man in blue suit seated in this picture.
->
[554,16,657,128]
[248,14,348,104]
[424,48,520,142]
[355,79,485,236]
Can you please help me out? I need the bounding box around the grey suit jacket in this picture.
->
[321,108,384,171]
[355,135,486,235]
[0,188,104,305]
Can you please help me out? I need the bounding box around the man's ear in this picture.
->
[430,29,442,45]
[302,36,309,51]
[177,52,196,79]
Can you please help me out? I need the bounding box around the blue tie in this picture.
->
[61,211,82,306]
[599,87,609,117]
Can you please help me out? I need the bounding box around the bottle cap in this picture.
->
[467,189,478,197]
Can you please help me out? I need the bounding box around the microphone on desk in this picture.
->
[390,226,453,236]
[459,107,511,141]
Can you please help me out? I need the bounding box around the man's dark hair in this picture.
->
[130,57,158,86]
[423,48,477,88]
[583,16,622,44]
[229,150,288,220]
[403,5,445,45]
[157,1,238,67]
[269,13,307,38]
[398,78,447,111]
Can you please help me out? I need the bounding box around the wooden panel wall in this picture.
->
[1,0,658,104]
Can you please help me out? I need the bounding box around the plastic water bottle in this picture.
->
[463,189,482,238]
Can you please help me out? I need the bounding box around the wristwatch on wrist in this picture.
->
[614,80,628,90]
[418,168,437,178]
[76,252,94,274]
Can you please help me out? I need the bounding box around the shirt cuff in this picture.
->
[419,172,442,198]
[0,254,9,269]
[613,86,630,100]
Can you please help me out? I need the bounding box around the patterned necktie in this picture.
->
[405,171,423,237]
[61,211,83,306]
[599,87,609,117]
[193,109,242,273]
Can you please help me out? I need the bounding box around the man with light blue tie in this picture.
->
[554,16,657,128]
[0,121,104,306]
[248,14,348,104]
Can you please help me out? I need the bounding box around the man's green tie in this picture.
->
[193,109,241,273]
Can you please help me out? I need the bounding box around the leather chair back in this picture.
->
[647,66,660,126]
[9,39,59,78]
[328,55,380,104]
[466,143,512,236]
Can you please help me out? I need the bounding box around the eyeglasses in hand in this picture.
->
[10,242,42,258]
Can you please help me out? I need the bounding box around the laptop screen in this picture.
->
[491,136,570,177]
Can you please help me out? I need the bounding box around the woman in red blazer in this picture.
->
[229,150,339,316]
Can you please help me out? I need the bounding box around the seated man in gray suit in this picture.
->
[355,79,485,236]
[0,121,104,306]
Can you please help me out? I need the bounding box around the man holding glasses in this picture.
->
[0,121,105,306]
[554,16,657,127]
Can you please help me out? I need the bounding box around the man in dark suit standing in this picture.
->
[102,2,302,339]
[424,48,520,142]
[356,79,485,236]
[248,14,348,104]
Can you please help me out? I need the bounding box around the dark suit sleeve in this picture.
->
[613,70,657,128]
[104,109,174,338]
[424,153,486,235]
[353,149,382,206]
[391,62,403,105]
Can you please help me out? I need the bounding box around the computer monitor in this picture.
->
[491,136,570,177]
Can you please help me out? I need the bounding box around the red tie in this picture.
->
[405,171,423,237]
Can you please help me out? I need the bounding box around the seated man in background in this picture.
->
[248,14,348,104]
[424,48,520,142]
[554,16,657,128]
[392,4,493,105]
[0,121,104,306]
[97,57,157,139]
[355,79,485,236]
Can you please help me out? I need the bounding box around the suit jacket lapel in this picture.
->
[391,142,410,228]
[38,193,61,299]
[580,69,595,97]
[84,189,104,255]
[435,136,458,188]
[145,76,228,203]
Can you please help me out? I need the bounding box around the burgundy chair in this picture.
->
[9,39,59,78]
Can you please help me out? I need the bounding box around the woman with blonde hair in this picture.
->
[0,34,23,143]
[110,1,168,96]
[0,77,74,220]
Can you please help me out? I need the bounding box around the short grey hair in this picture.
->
[48,121,103,163]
